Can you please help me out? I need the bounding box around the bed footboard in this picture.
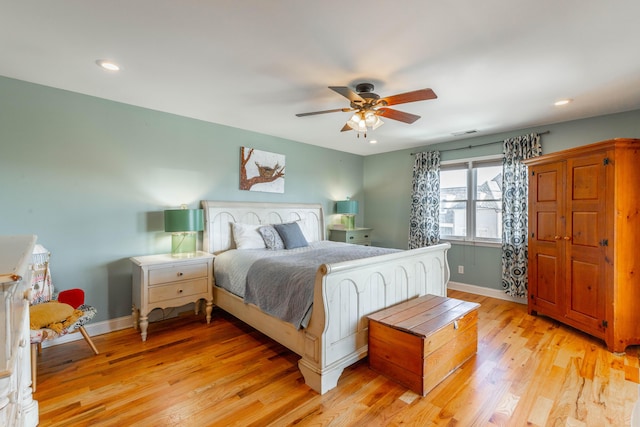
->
[201,200,451,394]
[298,242,450,394]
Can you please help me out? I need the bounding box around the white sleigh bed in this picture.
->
[201,200,451,394]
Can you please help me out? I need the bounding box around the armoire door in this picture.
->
[563,152,607,336]
[528,161,565,318]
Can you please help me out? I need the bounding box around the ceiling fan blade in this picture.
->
[340,123,352,132]
[296,108,351,117]
[377,108,421,124]
[329,86,365,104]
[379,88,437,106]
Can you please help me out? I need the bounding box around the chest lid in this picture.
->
[368,294,480,338]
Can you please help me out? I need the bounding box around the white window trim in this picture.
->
[440,153,503,167]
[440,154,503,246]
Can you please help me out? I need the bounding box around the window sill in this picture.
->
[440,239,501,249]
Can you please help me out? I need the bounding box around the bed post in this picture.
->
[298,348,366,394]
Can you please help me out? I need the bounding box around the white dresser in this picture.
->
[0,235,39,427]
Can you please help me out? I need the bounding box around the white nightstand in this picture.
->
[130,251,214,341]
[328,227,373,246]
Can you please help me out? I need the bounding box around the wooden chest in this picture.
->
[368,294,480,396]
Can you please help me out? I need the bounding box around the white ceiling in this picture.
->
[2,1,640,156]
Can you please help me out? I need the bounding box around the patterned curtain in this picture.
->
[501,133,542,297]
[409,151,441,249]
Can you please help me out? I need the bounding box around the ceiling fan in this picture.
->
[296,83,437,137]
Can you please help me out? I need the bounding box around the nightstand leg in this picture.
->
[139,315,149,341]
[206,299,213,324]
[194,299,200,315]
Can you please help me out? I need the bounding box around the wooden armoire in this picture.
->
[523,138,640,353]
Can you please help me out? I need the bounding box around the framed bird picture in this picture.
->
[240,147,285,193]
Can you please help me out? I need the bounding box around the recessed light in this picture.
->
[96,59,120,71]
[554,99,572,106]
[369,140,378,144]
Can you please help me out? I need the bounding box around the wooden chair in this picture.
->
[29,245,99,392]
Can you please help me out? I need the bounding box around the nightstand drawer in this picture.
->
[346,231,371,244]
[329,228,373,246]
[148,278,209,304]
[148,263,208,286]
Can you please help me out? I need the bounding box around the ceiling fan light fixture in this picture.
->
[346,113,362,131]
[364,111,377,126]
[347,110,384,133]
[370,115,384,130]
[349,112,362,123]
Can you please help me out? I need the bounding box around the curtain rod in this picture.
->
[410,130,550,155]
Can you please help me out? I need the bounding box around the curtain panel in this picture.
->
[501,133,542,297]
[409,151,441,249]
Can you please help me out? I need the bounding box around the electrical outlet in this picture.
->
[458,265,464,274]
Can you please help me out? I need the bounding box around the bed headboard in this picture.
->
[201,200,325,254]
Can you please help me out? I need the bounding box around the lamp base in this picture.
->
[341,215,356,230]
[171,232,197,257]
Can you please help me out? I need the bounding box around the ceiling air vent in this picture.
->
[452,129,478,136]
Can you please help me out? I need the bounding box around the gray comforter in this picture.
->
[244,244,398,329]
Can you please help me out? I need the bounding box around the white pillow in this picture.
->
[231,223,266,249]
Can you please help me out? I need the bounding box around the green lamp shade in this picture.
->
[164,209,204,232]
[336,200,358,215]
[164,208,204,257]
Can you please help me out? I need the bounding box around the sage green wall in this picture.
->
[3,74,639,321]
[364,109,640,290]
[0,76,364,322]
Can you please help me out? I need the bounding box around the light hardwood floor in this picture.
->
[34,290,639,426]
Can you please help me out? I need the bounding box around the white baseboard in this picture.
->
[43,286,522,349]
[41,303,199,349]
[41,315,133,349]
[448,281,527,305]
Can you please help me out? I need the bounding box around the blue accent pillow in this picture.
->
[257,225,285,250]
[273,222,308,249]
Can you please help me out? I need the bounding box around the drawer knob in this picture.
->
[178,289,183,293]
[349,236,354,240]
[177,272,184,276]
[364,235,369,238]
[453,320,459,330]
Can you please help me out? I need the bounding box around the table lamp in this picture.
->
[164,205,204,257]
[336,199,358,230]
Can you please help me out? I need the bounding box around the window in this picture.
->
[439,158,503,243]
